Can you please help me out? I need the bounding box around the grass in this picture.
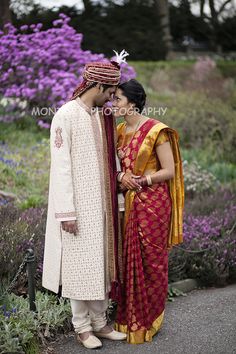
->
[130,60,236,81]
[0,118,50,207]
[0,116,49,146]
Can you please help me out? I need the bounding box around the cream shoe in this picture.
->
[94,328,127,341]
[76,333,103,349]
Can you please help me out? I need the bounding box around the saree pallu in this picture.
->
[114,119,184,344]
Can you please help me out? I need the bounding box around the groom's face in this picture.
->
[95,85,116,107]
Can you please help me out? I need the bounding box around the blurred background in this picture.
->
[0,2,236,353]
[1,0,236,59]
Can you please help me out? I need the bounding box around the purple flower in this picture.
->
[38,120,51,129]
[20,25,28,31]
[0,14,136,126]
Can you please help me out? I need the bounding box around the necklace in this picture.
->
[117,117,143,160]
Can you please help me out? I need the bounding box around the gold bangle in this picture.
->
[117,172,125,183]
[146,175,152,186]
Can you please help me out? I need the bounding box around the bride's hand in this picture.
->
[121,172,141,190]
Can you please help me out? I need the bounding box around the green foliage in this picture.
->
[182,148,236,188]
[0,126,50,206]
[217,61,236,78]
[0,118,48,146]
[0,291,71,354]
[13,1,166,60]
[20,196,45,210]
[164,92,236,163]
[183,160,219,197]
[35,291,71,333]
[167,287,186,302]
[131,61,236,166]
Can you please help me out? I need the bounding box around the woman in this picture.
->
[112,79,184,344]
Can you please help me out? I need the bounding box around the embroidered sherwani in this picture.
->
[42,98,115,300]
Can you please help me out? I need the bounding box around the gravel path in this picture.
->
[50,284,236,354]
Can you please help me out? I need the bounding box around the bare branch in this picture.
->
[218,0,232,14]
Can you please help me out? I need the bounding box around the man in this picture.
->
[42,53,128,349]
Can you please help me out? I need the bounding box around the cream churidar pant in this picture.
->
[70,294,109,333]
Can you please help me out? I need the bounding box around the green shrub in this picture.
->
[131,60,236,165]
[162,92,236,163]
[0,291,71,354]
[183,160,219,197]
[217,61,236,78]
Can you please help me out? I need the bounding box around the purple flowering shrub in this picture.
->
[169,189,236,286]
[0,14,136,125]
[0,204,46,294]
[1,189,235,293]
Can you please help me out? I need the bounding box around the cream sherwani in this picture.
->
[42,98,110,300]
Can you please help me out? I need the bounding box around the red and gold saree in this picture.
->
[114,118,184,344]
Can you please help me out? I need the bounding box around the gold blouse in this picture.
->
[117,127,169,175]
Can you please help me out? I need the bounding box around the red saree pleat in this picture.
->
[116,183,171,333]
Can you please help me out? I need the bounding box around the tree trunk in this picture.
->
[200,0,205,18]
[155,0,174,60]
[82,0,93,12]
[0,0,11,30]
[208,0,222,53]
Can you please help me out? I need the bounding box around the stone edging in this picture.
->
[168,279,199,293]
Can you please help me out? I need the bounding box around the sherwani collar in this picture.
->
[75,97,95,115]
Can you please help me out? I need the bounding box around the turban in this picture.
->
[71,50,129,99]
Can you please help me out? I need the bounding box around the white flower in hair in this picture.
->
[113,49,129,64]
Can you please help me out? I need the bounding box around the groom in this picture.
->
[42,52,128,349]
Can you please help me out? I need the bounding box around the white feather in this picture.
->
[113,49,129,64]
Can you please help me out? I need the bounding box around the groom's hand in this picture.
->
[61,220,78,235]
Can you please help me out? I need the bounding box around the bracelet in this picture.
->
[117,172,125,183]
[137,176,147,187]
[146,175,152,186]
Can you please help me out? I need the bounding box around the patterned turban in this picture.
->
[83,62,121,85]
[71,50,129,99]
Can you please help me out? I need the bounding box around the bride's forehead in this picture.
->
[115,88,124,97]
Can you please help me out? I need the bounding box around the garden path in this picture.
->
[49,284,236,354]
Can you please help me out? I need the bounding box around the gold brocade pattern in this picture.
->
[117,121,184,248]
[115,120,184,344]
[114,310,165,344]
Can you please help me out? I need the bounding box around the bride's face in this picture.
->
[112,88,134,118]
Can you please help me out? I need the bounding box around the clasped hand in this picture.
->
[120,172,142,191]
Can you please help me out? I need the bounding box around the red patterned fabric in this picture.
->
[103,109,121,301]
[70,61,121,99]
[116,120,171,332]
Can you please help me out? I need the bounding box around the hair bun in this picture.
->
[118,79,146,113]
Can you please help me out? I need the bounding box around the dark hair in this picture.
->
[101,83,113,92]
[118,79,146,112]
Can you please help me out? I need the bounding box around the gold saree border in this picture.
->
[114,310,165,344]
[120,121,184,248]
